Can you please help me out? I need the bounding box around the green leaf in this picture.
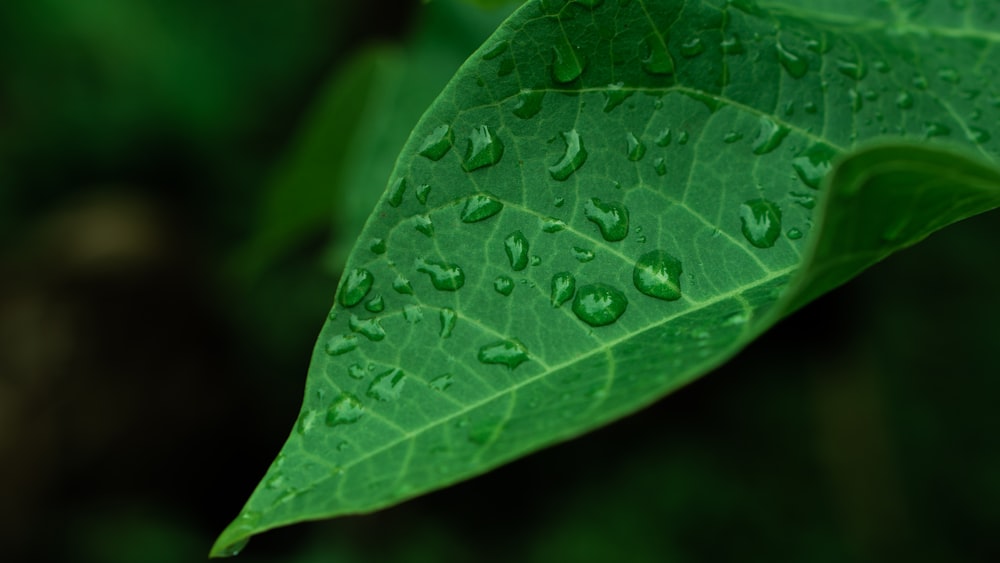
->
[213,0,1000,555]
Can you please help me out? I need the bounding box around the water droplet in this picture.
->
[504,230,530,271]
[603,82,634,113]
[462,125,504,171]
[552,39,585,83]
[297,409,320,434]
[752,116,790,155]
[415,184,431,205]
[416,258,465,290]
[482,41,509,60]
[496,57,515,77]
[776,39,808,78]
[913,75,929,90]
[326,392,365,426]
[542,217,566,232]
[429,373,454,391]
[625,132,646,161]
[551,272,576,307]
[460,194,504,223]
[392,275,413,295]
[680,37,705,58]
[723,131,743,143]
[349,314,386,342]
[584,198,629,241]
[655,128,671,146]
[791,143,837,189]
[572,284,628,326]
[553,196,566,208]
[896,91,914,109]
[573,246,595,262]
[790,191,816,210]
[633,250,683,301]
[938,67,960,84]
[573,0,603,6]
[403,304,423,323]
[530,255,541,266]
[419,125,454,161]
[348,364,366,379]
[678,131,690,144]
[369,238,386,254]
[339,268,374,307]
[849,88,863,113]
[874,60,890,73]
[836,59,866,80]
[388,177,407,208]
[494,275,514,296]
[739,199,782,248]
[477,339,530,369]
[641,34,675,75]
[549,129,588,180]
[513,89,545,119]
[439,308,457,338]
[413,214,434,237]
[325,333,358,356]
[787,227,803,240]
[327,308,337,321]
[804,102,818,114]
[654,157,667,176]
[366,368,406,401]
[969,127,991,144]
[721,35,744,55]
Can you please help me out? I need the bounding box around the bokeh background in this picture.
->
[1,1,998,562]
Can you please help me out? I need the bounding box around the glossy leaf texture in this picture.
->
[213,0,1000,555]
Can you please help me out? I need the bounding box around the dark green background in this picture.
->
[1,1,997,561]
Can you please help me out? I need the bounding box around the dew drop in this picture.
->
[787,227,804,240]
[632,250,683,301]
[325,333,358,356]
[641,34,675,75]
[462,125,504,171]
[654,157,667,176]
[625,132,646,161]
[836,58,866,80]
[739,199,782,248]
[572,284,628,326]
[504,230,530,271]
[791,143,837,189]
[494,275,514,296]
[969,127,991,144]
[776,39,808,78]
[603,82,634,113]
[752,116,790,155]
[723,131,743,143]
[392,275,413,295]
[678,131,690,144]
[477,339,530,369]
[460,193,504,223]
[403,304,423,323]
[439,308,457,338]
[482,41,509,60]
[655,128,672,146]
[680,37,705,58]
[938,67,960,84]
[541,217,566,233]
[572,246,595,263]
[369,238,386,254]
[721,35,744,55]
[339,268,374,307]
[553,196,566,208]
[584,198,629,241]
[326,392,365,426]
[349,314,386,342]
[896,91,914,109]
[551,272,576,307]
[388,177,407,208]
[429,374,454,391]
[552,39,585,83]
[513,89,545,119]
[419,124,454,161]
[549,129,588,180]
[415,184,431,205]
[348,364,366,379]
[416,258,465,290]
[924,121,951,137]
[530,255,541,267]
[366,368,406,402]
[413,214,434,237]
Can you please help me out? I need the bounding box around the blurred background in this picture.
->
[0,0,997,562]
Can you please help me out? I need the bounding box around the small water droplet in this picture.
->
[325,333,358,356]
[496,56,515,77]
[924,121,951,137]
[348,363,366,379]
[366,368,406,401]
[503,230,529,271]
[554,196,566,208]
[584,198,629,241]
[388,177,407,208]
[416,258,465,290]
[482,41,509,60]
[461,193,504,223]
[968,127,991,144]
[849,88,863,113]
[549,129,588,180]
[913,75,929,90]
[573,284,628,326]
[938,67,960,84]
[787,227,803,240]
[633,250,683,301]
[364,294,384,313]
[896,91,914,109]
[530,255,541,266]
[836,58,866,80]
[654,157,667,176]
[297,409,319,434]
[349,314,386,342]
[655,128,671,146]
[494,275,514,296]
[776,39,808,78]
[678,131,690,144]
[680,37,705,58]
[551,272,576,307]
[340,268,374,307]
[804,102,818,114]
[462,125,504,171]
[723,131,743,143]
[439,308,457,338]
[415,184,431,205]
[625,132,646,161]
[572,246,595,262]
[413,214,434,237]
[369,238,386,254]
[552,39,585,83]
[541,217,566,232]
[429,373,454,391]
[641,34,675,75]
[739,198,782,248]
[392,275,413,295]
[513,89,545,119]
[326,392,365,426]
[603,82,634,113]
[752,116,790,155]
[791,143,837,189]
[721,35,744,55]
[419,125,454,161]
[403,304,423,323]
[477,339,530,369]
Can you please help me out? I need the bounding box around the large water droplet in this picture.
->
[340,268,374,307]
[462,125,504,171]
[461,194,504,223]
[366,368,406,401]
[326,392,365,426]
[633,250,683,301]
[752,116,790,155]
[439,308,457,338]
[513,89,545,119]
[552,40,585,83]
[416,258,465,290]
[388,177,406,208]
[419,124,454,161]
[641,35,675,75]
[625,132,646,161]
[584,198,629,241]
[551,272,576,307]
[494,275,514,296]
[477,339,530,369]
[549,129,588,180]
[392,275,413,295]
[325,333,358,356]
[776,39,808,78]
[603,82,634,113]
[349,314,386,342]
[573,284,628,326]
[791,143,837,189]
[413,214,434,237]
[739,199,782,248]
[504,230,530,271]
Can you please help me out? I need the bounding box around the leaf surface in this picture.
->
[213,0,1000,555]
